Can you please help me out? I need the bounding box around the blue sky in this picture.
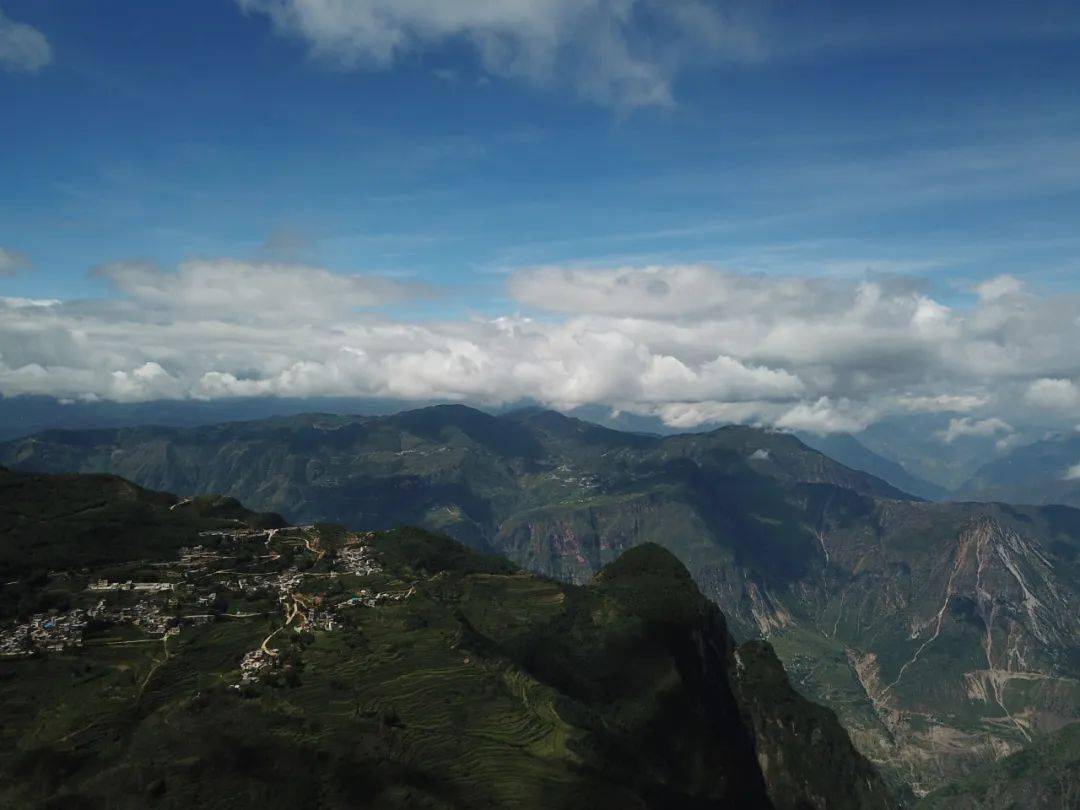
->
[4,0,1080,306]
[1,1,1080,438]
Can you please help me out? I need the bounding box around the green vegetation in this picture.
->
[918,723,1080,809]
[0,468,896,809]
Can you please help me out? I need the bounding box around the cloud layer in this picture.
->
[3,260,1080,435]
[0,6,51,73]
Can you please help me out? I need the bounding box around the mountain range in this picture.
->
[794,432,949,502]
[958,432,1080,509]
[3,405,1080,797]
[0,396,995,503]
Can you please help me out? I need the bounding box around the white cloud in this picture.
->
[896,393,988,413]
[639,353,803,404]
[775,397,876,436]
[994,433,1024,453]
[1065,463,1080,481]
[936,417,1014,444]
[652,400,775,430]
[1025,378,1080,411]
[235,0,763,108]
[974,274,1024,302]
[108,362,185,403]
[5,260,1080,434]
[0,247,29,277]
[0,6,51,73]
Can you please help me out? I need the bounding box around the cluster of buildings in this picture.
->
[337,544,383,577]
[551,463,600,490]
[88,579,175,593]
[0,597,180,658]
[86,598,174,635]
[290,592,338,632]
[238,646,278,686]
[197,528,282,544]
[341,585,415,609]
[0,609,90,657]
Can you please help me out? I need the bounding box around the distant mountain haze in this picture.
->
[959,432,1080,509]
[795,432,949,501]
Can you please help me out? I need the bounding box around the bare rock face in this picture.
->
[781,505,1080,798]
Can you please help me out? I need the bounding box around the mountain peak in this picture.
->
[590,543,709,626]
[592,541,694,586]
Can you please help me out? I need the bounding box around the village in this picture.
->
[236,533,414,686]
[0,523,415,685]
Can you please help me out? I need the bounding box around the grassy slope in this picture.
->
[0,469,896,809]
[917,723,1080,809]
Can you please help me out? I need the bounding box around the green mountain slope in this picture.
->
[0,465,285,618]
[0,468,894,809]
[4,406,1080,796]
[918,722,1080,809]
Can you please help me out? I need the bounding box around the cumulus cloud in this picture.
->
[1025,377,1080,411]
[936,417,1014,444]
[974,274,1025,302]
[0,247,30,277]
[0,6,51,73]
[4,260,1080,433]
[775,398,876,436]
[652,400,776,430]
[994,433,1025,453]
[235,0,762,108]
